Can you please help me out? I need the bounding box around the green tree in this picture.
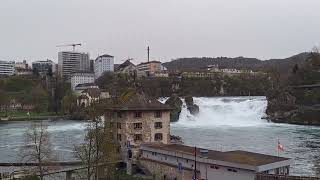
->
[61,92,77,114]
[31,86,49,113]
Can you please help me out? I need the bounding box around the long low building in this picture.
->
[139,143,292,180]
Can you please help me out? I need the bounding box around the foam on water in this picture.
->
[172,96,268,127]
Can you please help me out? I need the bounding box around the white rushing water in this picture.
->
[172,96,268,127]
[1,97,320,176]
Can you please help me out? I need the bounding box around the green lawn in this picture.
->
[0,111,60,118]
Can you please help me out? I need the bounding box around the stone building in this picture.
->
[103,92,172,158]
[140,143,292,180]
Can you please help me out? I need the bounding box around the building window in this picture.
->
[117,134,122,141]
[210,165,220,169]
[117,123,121,129]
[154,111,162,118]
[117,112,122,118]
[133,123,142,130]
[154,122,163,129]
[228,168,237,173]
[154,133,163,141]
[134,112,142,118]
[134,134,142,141]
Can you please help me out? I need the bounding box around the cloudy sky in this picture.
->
[0,0,319,64]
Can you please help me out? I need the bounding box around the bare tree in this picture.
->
[74,103,119,180]
[19,121,56,180]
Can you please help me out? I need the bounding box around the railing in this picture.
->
[256,174,320,180]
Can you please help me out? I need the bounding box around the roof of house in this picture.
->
[141,143,290,167]
[98,54,114,58]
[116,60,136,71]
[82,88,101,98]
[106,91,172,111]
[75,83,97,88]
[137,61,161,66]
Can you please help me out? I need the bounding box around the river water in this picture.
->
[0,97,319,176]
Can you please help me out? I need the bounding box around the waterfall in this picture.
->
[172,96,268,127]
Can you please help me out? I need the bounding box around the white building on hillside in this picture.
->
[0,60,15,76]
[70,72,95,91]
[94,54,114,78]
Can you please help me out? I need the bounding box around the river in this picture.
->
[0,96,319,176]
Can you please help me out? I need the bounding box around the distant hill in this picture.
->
[163,53,310,73]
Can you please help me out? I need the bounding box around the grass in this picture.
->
[0,111,61,118]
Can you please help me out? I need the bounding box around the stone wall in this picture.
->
[140,158,194,180]
[256,174,320,180]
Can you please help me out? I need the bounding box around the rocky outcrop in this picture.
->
[185,96,199,115]
[266,89,320,125]
[165,94,183,122]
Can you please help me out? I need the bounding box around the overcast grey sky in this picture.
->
[0,0,319,64]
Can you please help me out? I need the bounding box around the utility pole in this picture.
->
[194,146,197,180]
[147,46,150,62]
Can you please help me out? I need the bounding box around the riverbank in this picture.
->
[268,106,320,126]
[0,111,65,121]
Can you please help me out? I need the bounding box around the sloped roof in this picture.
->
[75,83,97,88]
[106,91,171,111]
[116,60,136,71]
[82,88,101,98]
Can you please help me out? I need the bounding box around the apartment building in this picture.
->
[58,51,90,79]
[137,61,161,77]
[103,92,172,158]
[32,59,55,75]
[70,72,95,91]
[94,54,114,78]
[0,60,15,76]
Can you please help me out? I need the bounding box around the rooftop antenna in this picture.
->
[147,46,150,62]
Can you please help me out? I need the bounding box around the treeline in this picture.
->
[96,72,271,97]
[0,75,71,114]
[163,52,309,74]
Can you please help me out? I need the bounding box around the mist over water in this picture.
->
[174,96,268,127]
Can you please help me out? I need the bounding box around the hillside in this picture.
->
[163,53,309,73]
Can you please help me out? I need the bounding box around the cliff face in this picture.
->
[266,52,320,125]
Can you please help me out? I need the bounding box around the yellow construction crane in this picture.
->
[56,43,82,51]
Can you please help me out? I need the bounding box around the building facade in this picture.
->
[58,51,90,80]
[103,92,172,158]
[70,72,95,91]
[94,54,114,78]
[0,60,15,76]
[32,59,54,75]
[137,61,161,77]
[140,143,292,180]
[15,60,29,69]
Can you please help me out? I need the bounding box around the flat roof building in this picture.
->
[58,51,90,80]
[140,143,292,180]
[70,72,95,91]
[137,61,161,77]
[0,60,15,76]
[94,54,114,79]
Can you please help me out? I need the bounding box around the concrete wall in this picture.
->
[140,159,193,180]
